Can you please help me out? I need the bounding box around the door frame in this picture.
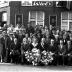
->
[49,14,57,29]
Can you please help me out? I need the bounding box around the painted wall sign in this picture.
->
[32,1,53,7]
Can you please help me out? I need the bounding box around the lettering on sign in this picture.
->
[32,1,53,7]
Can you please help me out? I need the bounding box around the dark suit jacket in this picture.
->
[40,42,48,52]
[10,42,21,54]
[0,37,6,56]
[58,45,66,55]
[18,35,25,44]
[66,45,72,55]
[1,37,7,50]
[63,39,67,45]
[21,43,30,52]
[26,26,35,34]
[48,44,58,54]
[6,37,14,49]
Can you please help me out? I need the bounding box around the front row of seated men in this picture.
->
[9,37,72,66]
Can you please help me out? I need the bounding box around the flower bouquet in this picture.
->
[24,51,32,63]
[41,51,54,65]
[31,48,41,66]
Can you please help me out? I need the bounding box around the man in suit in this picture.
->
[21,38,30,64]
[48,39,58,65]
[48,39,58,54]
[26,24,35,35]
[1,31,7,62]
[6,32,14,63]
[58,40,66,65]
[66,40,72,65]
[10,38,21,63]
[40,38,48,52]
[63,34,67,45]
[18,29,25,44]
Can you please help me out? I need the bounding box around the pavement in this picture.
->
[0,63,72,72]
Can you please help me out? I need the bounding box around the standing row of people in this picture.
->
[0,24,72,66]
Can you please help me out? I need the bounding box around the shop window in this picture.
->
[62,12,68,20]
[30,11,36,19]
[61,12,72,31]
[69,13,72,20]
[29,11,45,27]
[2,12,7,21]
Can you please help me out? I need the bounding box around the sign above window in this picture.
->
[32,1,53,7]
[22,1,32,6]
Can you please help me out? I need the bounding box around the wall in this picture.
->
[0,6,10,26]
[9,1,69,29]
[9,1,21,26]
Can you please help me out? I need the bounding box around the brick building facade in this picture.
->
[0,1,72,30]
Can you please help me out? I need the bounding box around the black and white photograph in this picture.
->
[0,0,72,72]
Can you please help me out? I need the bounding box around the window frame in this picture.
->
[61,12,72,31]
[49,14,57,28]
[29,11,45,27]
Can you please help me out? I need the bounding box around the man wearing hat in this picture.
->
[26,23,35,35]
[6,31,14,63]
[0,31,7,62]
[18,28,25,44]
[10,38,21,63]
[48,39,58,65]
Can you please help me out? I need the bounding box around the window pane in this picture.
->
[37,12,43,21]
[69,13,72,20]
[30,11,36,19]
[61,26,68,30]
[62,12,68,20]
[61,21,68,30]
[61,20,68,26]
[29,11,44,26]
[69,22,72,31]
[37,22,43,26]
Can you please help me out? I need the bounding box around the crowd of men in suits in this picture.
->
[0,24,72,66]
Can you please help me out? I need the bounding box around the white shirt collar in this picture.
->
[32,42,38,47]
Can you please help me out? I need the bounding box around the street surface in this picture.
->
[0,63,72,72]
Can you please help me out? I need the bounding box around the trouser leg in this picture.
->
[6,49,10,63]
[52,55,57,65]
[58,55,63,65]
[67,56,72,65]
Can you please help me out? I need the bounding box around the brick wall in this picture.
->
[9,1,69,29]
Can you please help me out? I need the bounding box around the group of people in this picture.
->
[0,23,72,66]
